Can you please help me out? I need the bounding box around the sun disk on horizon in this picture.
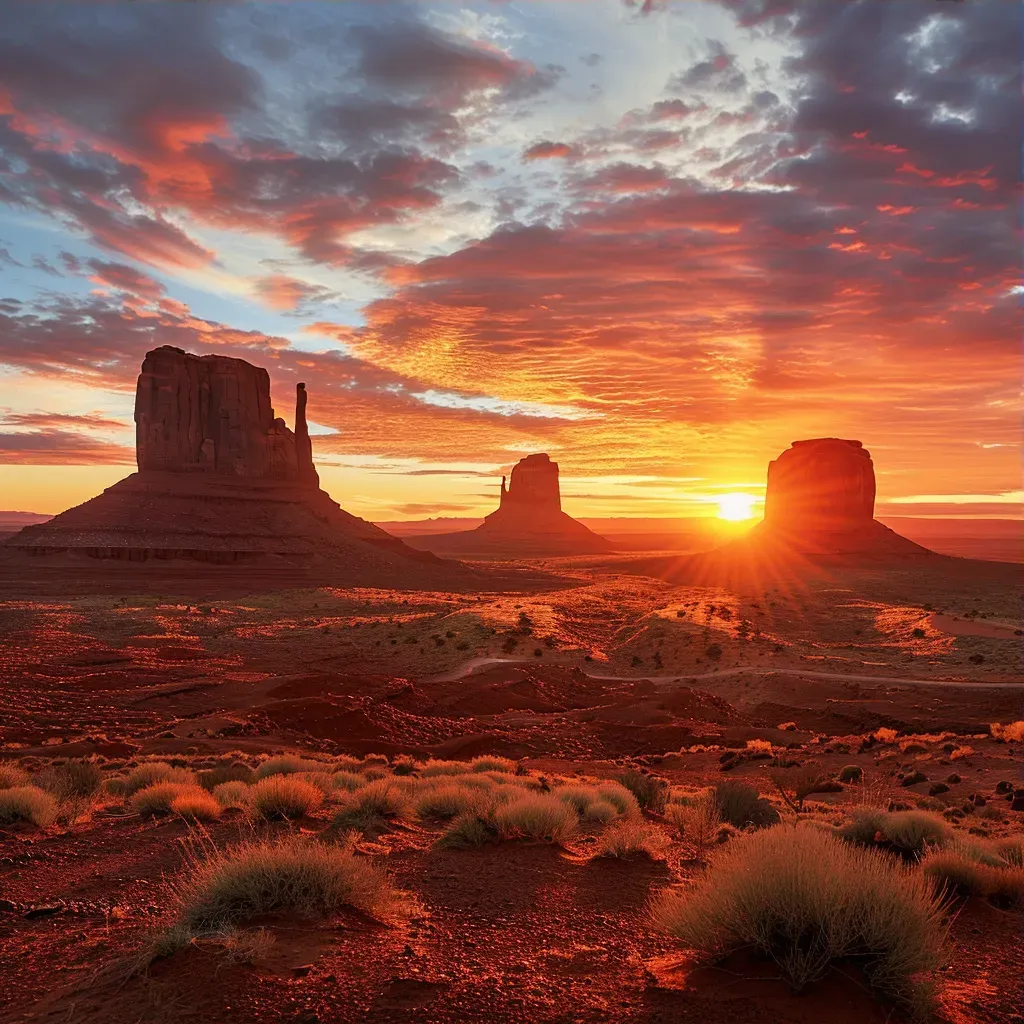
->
[717,492,757,521]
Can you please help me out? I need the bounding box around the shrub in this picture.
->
[666,797,721,861]
[994,836,1024,868]
[882,810,949,855]
[836,806,889,846]
[174,836,404,934]
[838,765,863,783]
[294,771,336,795]
[470,756,517,774]
[133,782,207,818]
[435,812,501,850]
[249,777,323,820]
[391,756,418,776]
[40,759,103,799]
[170,789,222,822]
[583,798,619,824]
[418,759,470,778]
[0,761,29,790]
[653,826,947,1013]
[0,785,58,827]
[212,781,252,809]
[597,821,668,859]
[713,781,780,829]
[614,769,667,814]
[985,866,1024,909]
[492,794,578,843]
[331,771,365,793]
[253,755,321,780]
[413,781,490,820]
[198,761,254,789]
[593,782,641,817]
[124,762,195,797]
[333,780,408,832]
[873,727,899,744]
[554,784,600,815]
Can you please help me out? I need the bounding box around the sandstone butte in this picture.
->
[750,437,930,557]
[407,453,613,557]
[2,346,458,580]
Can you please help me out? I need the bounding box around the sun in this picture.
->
[717,492,757,522]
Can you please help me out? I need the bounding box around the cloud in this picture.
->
[1,410,127,431]
[87,260,166,300]
[523,140,577,161]
[253,274,339,314]
[0,429,134,465]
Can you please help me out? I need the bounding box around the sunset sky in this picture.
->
[0,0,1019,521]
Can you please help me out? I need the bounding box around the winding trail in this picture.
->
[427,655,1024,690]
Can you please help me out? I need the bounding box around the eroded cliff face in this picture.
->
[497,454,562,519]
[763,438,876,532]
[134,346,316,484]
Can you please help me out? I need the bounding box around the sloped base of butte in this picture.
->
[1,472,481,588]
[408,508,613,557]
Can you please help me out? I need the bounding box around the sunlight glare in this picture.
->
[717,492,757,521]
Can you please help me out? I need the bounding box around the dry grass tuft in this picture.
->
[133,783,207,818]
[173,836,406,935]
[124,762,195,797]
[713,780,780,828]
[333,780,408,832]
[653,826,947,1014]
[614,769,667,813]
[666,796,722,860]
[435,812,501,850]
[0,761,29,790]
[469,756,517,774]
[418,759,471,778]
[253,755,322,780]
[170,789,222,822]
[412,780,491,820]
[212,781,252,810]
[597,821,669,859]
[39,759,103,800]
[249,777,323,820]
[492,793,578,844]
[0,785,58,827]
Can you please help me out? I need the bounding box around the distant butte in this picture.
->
[407,453,613,557]
[2,346,479,584]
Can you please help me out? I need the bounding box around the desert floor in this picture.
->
[0,550,1021,1024]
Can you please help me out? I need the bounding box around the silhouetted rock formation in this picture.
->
[753,438,928,558]
[407,453,612,557]
[4,347,463,582]
[764,438,874,531]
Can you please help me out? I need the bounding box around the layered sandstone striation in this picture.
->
[135,347,317,484]
[4,347,452,580]
[408,453,612,556]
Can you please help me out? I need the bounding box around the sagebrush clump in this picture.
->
[654,826,947,1014]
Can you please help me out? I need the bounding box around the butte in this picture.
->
[2,346,512,589]
[623,437,931,586]
[749,438,931,557]
[408,453,612,557]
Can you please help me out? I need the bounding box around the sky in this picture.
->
[0,0,1019,521]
